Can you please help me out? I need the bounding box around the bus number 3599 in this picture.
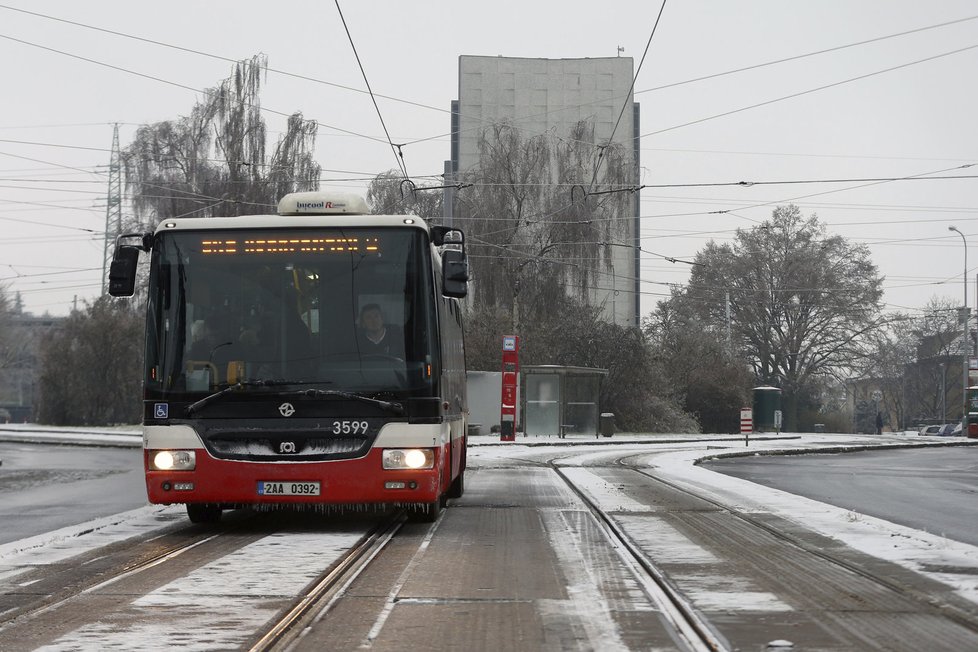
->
[332,421,369,434]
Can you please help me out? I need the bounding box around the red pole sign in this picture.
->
[500,335,519,442]
[740,407,752,446]
[740,407,753,433]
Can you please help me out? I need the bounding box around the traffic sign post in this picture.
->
[740,407,752,446]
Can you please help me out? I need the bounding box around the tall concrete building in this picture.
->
[449,55,640,327]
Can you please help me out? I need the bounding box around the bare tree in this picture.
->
[37,297,143,426]
[457,122,631,333]
[464,293,696,432]
[0,285,14,373]
[861,297,960,429]
[644,303,753,433]
[366,170,443,219]
[667,205,884,431]
[121,54,321,230]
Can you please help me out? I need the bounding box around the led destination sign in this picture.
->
[200,236,381,255]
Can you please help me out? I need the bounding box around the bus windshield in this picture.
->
[144,227,437,399]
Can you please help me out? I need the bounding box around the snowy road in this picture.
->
[704,446,978,546]
[1,429,977,650]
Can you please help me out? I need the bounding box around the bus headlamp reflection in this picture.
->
[151,450,196,471]
[382,448,434,470]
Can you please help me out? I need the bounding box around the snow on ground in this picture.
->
[644,440,978,605]
[0,505,183,584]
[37,530,366,651]
[471,431,978,606]
[2,428,977,613]
[0,424,141,448]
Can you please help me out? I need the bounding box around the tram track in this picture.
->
[550,462,727,652]
[248,511,405,652]
[511,444,978,650]
[0,509,405,651]
[0,522,226,630]
[610,452,978,639]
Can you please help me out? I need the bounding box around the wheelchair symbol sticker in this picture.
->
[154,403,169,419]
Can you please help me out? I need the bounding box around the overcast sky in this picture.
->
[1,1,976,320]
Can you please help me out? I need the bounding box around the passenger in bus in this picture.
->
[356,303,404,359]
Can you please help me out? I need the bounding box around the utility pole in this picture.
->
[442,160,455,228]
[101,123,123,295]
[949,226,969,425]
[725,291,732,353]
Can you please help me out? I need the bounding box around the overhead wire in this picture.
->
[402,14,978,151]
[1,0,974,230]
[333,0,408,179]
[0,32,386,145]
[633,13,978,98]
[2,5,975,316]
[585,0,667,194]
[642,42,978,138]
[3,0,974,168]
[0,3,450,118]
[0,3,972,224]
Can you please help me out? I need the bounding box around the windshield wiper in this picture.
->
[184,379,327,416]
[280,388,405,415]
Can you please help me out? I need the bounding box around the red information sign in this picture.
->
[740,407,753,434]
[500,336,519,442]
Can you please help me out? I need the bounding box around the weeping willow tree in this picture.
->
[121,54,321,230]
[457,121,632,333]
[365,170,444,219]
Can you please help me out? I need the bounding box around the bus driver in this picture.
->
[357,303,403,358]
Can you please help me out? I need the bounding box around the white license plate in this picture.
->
[257,481,321,496]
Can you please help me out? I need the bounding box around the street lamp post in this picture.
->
[939,362,947,424]
[949,225,969,427]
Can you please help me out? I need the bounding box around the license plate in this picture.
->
[257,481,321,496]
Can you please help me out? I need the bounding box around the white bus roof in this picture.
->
[277,191,369,216]
[152,192,431,234]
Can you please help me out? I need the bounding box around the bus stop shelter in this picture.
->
[522,365,608,437]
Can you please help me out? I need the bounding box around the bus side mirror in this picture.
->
[432,226,464,249]
[108,245,141,297]
[442,250,469,298]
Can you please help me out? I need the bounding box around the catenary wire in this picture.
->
[334,0,409,179]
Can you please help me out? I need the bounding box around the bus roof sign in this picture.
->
[278,191,369,216]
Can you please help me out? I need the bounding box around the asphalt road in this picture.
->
[0,442,147,544]
[703,445,978,546]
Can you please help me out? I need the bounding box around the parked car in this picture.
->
[918,424,957,436]
[937,424,957,436]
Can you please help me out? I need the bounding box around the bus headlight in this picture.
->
[151,450,196,471]
[382,448,434,470]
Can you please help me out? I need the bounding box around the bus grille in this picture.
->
[205,435,371,461]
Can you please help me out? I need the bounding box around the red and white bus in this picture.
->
[109,192,469,523]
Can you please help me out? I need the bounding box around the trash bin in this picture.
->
[752,386,782,432]
[600,412,615,438]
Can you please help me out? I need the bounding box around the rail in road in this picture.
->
[548,447,978,651]
[0,510,402,651]
[248,513,403,651]
[0,526,220,626]
[5,432,978,650]
[621,453,978,638]
[553,463,725,652]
